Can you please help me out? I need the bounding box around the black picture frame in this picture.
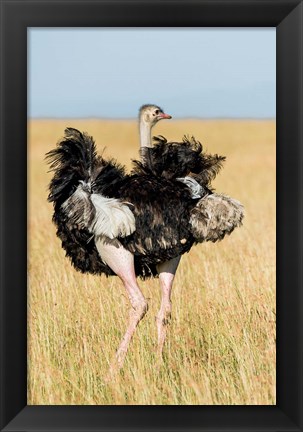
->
[1,0,302,431]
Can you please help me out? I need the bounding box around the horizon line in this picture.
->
[28,116,276,121]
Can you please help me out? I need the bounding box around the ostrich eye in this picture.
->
[155,109,159,115]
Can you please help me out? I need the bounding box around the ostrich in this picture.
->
[46,104,244,370]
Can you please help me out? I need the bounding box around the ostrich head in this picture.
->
[139,104,172,148]
[139,104,172,127]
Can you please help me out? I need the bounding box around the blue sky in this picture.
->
[28,28,276,118]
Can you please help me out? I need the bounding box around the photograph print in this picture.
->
[28,28,276,405]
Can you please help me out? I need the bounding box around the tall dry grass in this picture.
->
[28,119,276,405]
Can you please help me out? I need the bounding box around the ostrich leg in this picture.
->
[95,238,148,370]
[156,256,181,357]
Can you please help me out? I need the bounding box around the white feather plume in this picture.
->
[89,194,136,239]
[61,182,136,239]
[176,176,204,199]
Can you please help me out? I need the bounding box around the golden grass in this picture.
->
[28,118,276,405]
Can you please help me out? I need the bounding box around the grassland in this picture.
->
[28,118,276,405]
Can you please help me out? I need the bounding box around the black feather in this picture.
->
[133,135,225,187]
[46,128,243,279]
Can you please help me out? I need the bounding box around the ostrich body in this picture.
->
[47,105,244,371]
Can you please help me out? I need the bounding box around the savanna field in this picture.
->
[28,119,276,405]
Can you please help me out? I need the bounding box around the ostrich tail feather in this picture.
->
[61,182,95,230]
[46,127,98,205]
[190,194,244,243]
[46,127,135,240]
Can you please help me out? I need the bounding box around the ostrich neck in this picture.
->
[139,121,152,149]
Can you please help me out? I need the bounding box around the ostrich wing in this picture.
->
[132,134,243,244]
[190,194,244,243]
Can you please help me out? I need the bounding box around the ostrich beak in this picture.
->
[159,112,172,119]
